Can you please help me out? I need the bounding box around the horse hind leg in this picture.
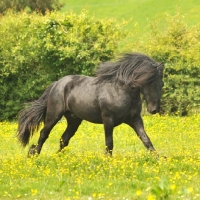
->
[59,112,82,152]
[28,107,64,156]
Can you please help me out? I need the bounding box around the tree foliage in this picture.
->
[0,11,128,120]
[0,0,64,14]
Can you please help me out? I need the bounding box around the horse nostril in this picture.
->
[151,110,157,114]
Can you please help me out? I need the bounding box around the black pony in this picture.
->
[17,52,164,156]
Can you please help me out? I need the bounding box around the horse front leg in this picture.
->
[103,117,114,156]
[127,116,156,152]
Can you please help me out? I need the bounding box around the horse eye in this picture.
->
[150,84,155,88]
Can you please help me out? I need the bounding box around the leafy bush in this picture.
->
[0,11,128,120]
[137,12,200,115]
[0,0,64,14]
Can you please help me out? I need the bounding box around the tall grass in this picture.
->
[1,115,200,199]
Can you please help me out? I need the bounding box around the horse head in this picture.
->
[141,64,164,114]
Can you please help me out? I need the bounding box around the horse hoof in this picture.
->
[105,150,112,157]
[28,144,38,157]
[57,148,66,154]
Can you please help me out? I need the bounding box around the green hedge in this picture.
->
[137,12,200,115]
[0,11,128,120]
[0,0,64,14]
[2,11,199,120]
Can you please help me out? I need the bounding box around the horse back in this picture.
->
[60,75,102,122]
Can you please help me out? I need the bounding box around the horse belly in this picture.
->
[70,102,103,123]
[67,90,103,123]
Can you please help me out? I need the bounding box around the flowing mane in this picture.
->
[95,52,163,88]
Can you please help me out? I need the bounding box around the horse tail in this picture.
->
[17,82,56,147]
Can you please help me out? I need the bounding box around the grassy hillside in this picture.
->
[60,0,200,40]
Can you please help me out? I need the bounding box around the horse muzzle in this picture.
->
[149,109,157,114]
[147,104,160,114]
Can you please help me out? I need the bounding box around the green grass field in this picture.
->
[1,115,200,199]
[1,2,200,199]
[60,0,200,39]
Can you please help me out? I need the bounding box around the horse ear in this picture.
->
[158,63,165,70]
[157,63,164,78]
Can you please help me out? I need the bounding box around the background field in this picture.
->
[60,0,200,39]
[1,115,200,199]
[1,1,200,199]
